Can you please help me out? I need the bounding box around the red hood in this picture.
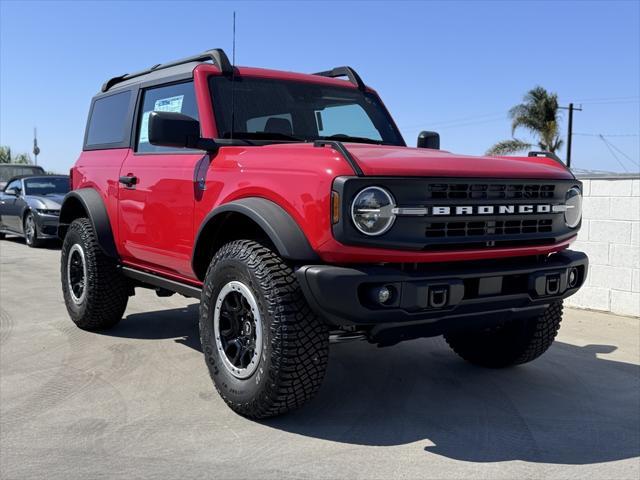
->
[343,144,574,179]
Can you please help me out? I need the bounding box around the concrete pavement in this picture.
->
[1,237,639,479]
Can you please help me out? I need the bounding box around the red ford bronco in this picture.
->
[59,49,587,418]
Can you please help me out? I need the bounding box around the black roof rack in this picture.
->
[101,48,233,92]
[313,66,366,91]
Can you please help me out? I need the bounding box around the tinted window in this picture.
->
[24,177,70,195]
[85,90,132,147]
[209,76,404,146]
[136,82,199,153]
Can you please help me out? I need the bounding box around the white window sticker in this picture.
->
[154,95,184,113]
[139,95,185,144]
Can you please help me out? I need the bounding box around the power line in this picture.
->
[401,111,506,130]
[598,135,630,173]
[579,100,640,105]
[574,133,639,137]
[572,95,639,103]
[605,138,640,168]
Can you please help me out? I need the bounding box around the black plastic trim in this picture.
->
[58,188,118,258]
[314,66,366,90]
[314,140,364,176]
[528,151,575,178]
[121,267,202,298]
[296,250,588,328]
[102,48,232,92]
[192,197,319,277]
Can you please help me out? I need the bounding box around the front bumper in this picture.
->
[35,212,61,238]
[296,250,588,339]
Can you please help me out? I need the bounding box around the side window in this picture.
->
[136,82,199,153]
[5,179,21,193]
[85,90,132,147]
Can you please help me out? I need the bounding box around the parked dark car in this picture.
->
[0,164,46,190]
[0,175,69,247]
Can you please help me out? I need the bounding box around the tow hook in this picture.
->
[428,286,449,308]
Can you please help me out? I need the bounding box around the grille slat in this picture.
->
[425,219,553,238]
[428,182,556,200]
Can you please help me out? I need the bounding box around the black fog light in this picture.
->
[567,267,579,288]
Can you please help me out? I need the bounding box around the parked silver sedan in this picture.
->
[0,175,69,247]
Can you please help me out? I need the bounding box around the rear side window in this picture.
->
[85,90,132,148]
[136,82,199,153]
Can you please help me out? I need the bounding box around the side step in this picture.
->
[121,267,202,299]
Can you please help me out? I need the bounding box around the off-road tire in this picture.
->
[444,301,563,368]
[200,240,329,419]
[24,211,44,248]
[61,218,128,330]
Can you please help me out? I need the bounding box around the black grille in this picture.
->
[428,183,556,200]
[425,219,554,238]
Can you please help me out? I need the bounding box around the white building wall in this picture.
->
[566,178,640,317]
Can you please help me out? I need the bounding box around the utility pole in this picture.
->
[559,103,582,168]
[33,127,40,166]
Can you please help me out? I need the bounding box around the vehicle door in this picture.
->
[0,179,25,232]
[118,81,204,278]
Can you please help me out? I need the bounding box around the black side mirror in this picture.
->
[148,111,217,151]
[417,131,440,150]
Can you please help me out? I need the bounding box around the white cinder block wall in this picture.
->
[566,177,640,317]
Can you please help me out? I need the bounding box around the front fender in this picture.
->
[193,197,319,276]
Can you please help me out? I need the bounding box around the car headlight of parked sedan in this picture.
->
[36,209,61,216]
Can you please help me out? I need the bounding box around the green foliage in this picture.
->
[0,146,33,164]
[487,86,563,156]
[486,139,533,156]
[0,146,12,164]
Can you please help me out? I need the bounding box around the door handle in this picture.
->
[119,175,138,188]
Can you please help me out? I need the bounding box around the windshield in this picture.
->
[209,76,405,146]
[24,177,69,196]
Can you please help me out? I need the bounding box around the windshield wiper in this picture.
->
[320,134,384,145]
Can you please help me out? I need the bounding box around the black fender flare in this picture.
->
[58,188,118,259]
[192,197,319,276]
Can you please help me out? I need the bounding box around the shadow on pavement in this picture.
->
[104,303,202,352]
[104,304,640,465]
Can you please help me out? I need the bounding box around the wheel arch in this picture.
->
[192,197,318,281]
[58,189,118,259]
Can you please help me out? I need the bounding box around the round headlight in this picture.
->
[565,187,582,228]
[351,186,396,236]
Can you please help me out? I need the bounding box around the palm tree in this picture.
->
[487,86,563,156]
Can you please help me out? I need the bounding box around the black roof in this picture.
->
[100,47,367,93]
[102,48,232,93]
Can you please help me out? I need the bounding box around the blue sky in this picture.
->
[1,0,638,174]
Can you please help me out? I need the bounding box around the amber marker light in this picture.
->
[331,191,340,224]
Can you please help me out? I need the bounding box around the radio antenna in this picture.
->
[230,11,236,141]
